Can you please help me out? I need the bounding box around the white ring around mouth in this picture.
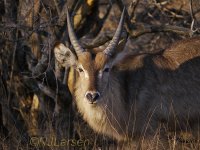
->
[84,97,100,105]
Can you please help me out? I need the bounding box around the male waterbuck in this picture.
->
[54,8,200,148]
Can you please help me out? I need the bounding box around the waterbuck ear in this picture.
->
[54,43,77,68]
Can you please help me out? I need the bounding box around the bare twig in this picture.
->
[153,2,184,19]
[80,22,194,50]
[128,23,192,38]
[58,0,81,26]
[8,30,18,104]
[71,0,84,18]
[89,2,112,37]
[189,0,199,35]
[129,0,140,20]
[37,82,56,99]
[80,30,127,49]
[53,0,61,16]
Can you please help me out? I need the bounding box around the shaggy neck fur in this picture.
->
[74,70,131,141]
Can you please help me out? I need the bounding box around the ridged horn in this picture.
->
[104,8,125,56]
[66,7,84,55]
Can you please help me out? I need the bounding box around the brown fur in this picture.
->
[114,53,146,70]
[55,37,200,149]
[154,37,200,69]
[94,52,109,70]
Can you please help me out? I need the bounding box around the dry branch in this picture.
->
[128,0,140,20]
[80,30,128,49]
[129,23,193,37]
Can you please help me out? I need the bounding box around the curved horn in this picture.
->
[66,7,84,55]
[104,8,125,56]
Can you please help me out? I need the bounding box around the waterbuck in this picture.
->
[54,8,200,148]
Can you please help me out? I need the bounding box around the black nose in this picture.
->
[85,92,100,103]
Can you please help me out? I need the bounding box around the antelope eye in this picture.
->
[104,68,110,72]
[78,68,84,72]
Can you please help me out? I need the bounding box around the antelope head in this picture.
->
[54,8,125,104]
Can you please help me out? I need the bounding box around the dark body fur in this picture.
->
[64,37,200,148]
[122,55,200,138]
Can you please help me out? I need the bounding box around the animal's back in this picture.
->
[153,37,200,70]
[132,37,200,139]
